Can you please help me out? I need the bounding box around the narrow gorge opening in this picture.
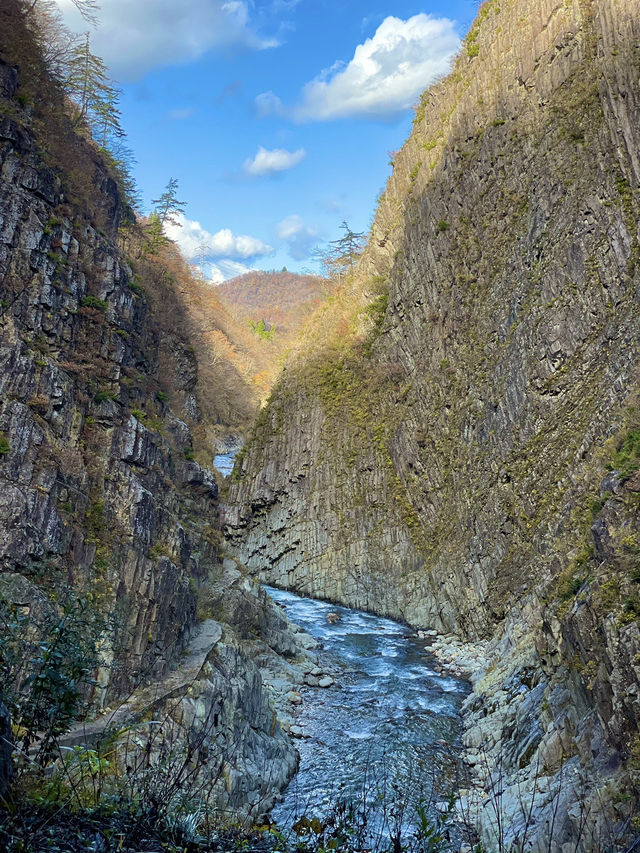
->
[1,0,640,850]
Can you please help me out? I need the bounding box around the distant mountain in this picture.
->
[217,271,333,337]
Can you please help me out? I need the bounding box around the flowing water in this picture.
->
[266,586,470,842]
[213,452,236,476]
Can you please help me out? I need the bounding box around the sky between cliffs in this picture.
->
[55,0,477,282]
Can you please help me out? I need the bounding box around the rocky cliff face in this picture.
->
[0,18,297,814]
[227,0,640,846]
[0,65,215,693]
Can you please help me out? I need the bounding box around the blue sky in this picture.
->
[56,0,478,281]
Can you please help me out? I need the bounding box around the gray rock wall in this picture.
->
[227,0,640,845]
[0,47,297,816]
[0,100,217,693]
[228,0,640,638]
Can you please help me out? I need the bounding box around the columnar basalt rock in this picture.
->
[227,0,640,845]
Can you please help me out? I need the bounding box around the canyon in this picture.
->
[0,0,639,850]
[226,0,640,848]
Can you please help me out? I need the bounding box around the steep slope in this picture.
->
[227,0,640,846]
[142,244,260,442]
[0,2,296,819]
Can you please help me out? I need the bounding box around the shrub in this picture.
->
[93,390,116,404]
[85,499,105,537]
[128,276,144,295]
[611,430,640,480]
[0,595,102,766]
[0,433,9,457]
[250,318,276,340]
[81,295,108,311]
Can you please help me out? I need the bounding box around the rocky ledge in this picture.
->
[427,611,639,853]
[52,559,341,819]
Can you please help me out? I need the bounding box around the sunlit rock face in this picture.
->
[0,78,212,693]
[227,0,640,846]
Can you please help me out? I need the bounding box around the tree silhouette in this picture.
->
[316,221,366,282]
[65,32,123,144]
[24,0,99,25]
[152,178,187,227]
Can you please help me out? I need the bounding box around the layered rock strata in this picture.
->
[0,39,295,810]
[227,0,640,846]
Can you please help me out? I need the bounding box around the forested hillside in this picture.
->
[216,270,334,399]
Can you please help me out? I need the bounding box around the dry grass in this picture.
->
[134,239,259,447]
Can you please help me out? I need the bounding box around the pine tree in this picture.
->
[317,221,366,282]
[102,139,140,211]
[144,213,167,254]
[65,32,123,143]
[152,178,187,227]
[94,87,124,148]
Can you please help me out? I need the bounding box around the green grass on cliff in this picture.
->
[610,430,640,481]
[548,398,640,628]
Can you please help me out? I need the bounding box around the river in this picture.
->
[215,450,469,844]
[213,452,236,477]
[266,586,469,847]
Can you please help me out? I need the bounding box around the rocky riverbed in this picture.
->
[264,588,470,845]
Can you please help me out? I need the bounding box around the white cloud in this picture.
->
[53,0,278,79]
[258,14,460,122]
[165,214,273,261]
[255,91,285,117]
[244,146,306,177]
[277,215,320,261]
[209,259,256,284]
